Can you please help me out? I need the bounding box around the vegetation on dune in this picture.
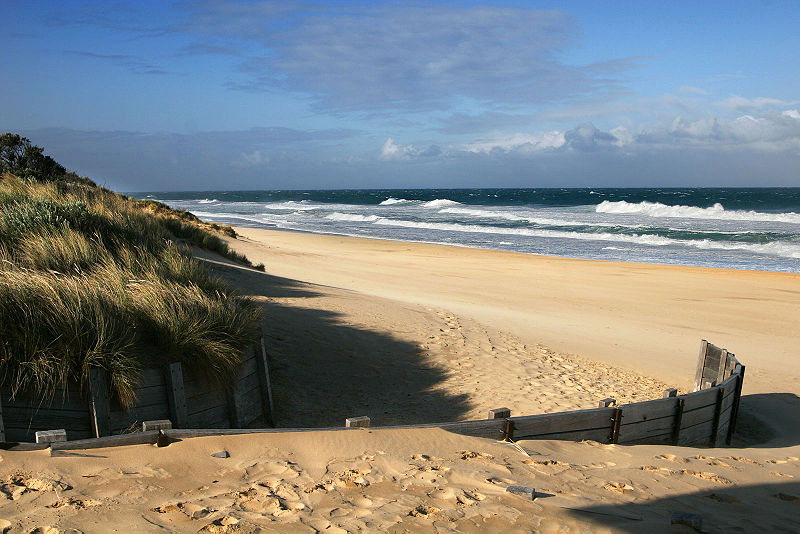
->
[0,135,264,406]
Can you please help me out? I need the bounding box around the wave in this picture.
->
[596,200,800,224]
[422,198,461,208]
[438,207,525,221]
[372,218,800,259]
[438,206,648,229]
[326,212,381,222]
[262,201,319,211]
[379,197,414,205]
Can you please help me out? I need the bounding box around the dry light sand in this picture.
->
[2,228,799,533]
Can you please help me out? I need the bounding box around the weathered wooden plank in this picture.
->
[257,333,275,427]
[681,387,719,412]
[678,420,714,446]
[620,398,678,424]
[488,408,511,419]
[138,368,166,387]
[123,385,169,408]
[185,386,229,416]
[618,416,677,443]
[346,416,370,428]
[3,410,93,432]
[519,427,614,443]
[727,365,745,445]
[672,398,685,446]
[89,368,111,438]
[164,362,188,429]
[511,408,616,440]
[437,419,506,440]
[230,387,264,427]
[2,389,89,412]
[620,432,675,446]
[51,431,160,451]
[238,352,259,379]
[187,404,230,429]
[709,386,726,447]
[680,404,717,429]
[716,418,731,444]
[693,339,709,391]
[715,349,730,386]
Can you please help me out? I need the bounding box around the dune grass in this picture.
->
[0,175,262,406]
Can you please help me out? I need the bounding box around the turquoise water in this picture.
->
[137,188,800,272]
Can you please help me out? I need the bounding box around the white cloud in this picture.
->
[461,131,565,154]
[380,138,416,160]
[718,95,797,111]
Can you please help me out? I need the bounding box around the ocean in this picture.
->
[137,188,800,273]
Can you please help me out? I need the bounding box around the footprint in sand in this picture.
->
[681,470,732,485]
[0,474,71,501]
[640,465,674,474]
[409,504,440,519]
[153,502,212,519]
[50,497,102,509]
[459,450,494,461]
[770,472,794,478]
[727,456,761,466]
[199,516,240,533]
[411,454,443,462]
[603,482,634,494]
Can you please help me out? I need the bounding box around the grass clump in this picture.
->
[0,173,262,406]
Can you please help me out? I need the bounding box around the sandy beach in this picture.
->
[2,228,799,532]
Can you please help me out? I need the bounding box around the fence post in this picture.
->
[488,408,510,419]
[726,365,746,445]
[89,368,111,438]
[0,394,5,442]
[257,332,275,427]
[693,340,709,391]
[716,349,730,386]
[610,408,622,444]
[227,348,250,429]
[709,387,725,447]
[671,398,684,446]
[165,362,188,429]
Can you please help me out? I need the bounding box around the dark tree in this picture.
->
[0,133,95,186]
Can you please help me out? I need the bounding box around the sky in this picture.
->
[2,0,799,191]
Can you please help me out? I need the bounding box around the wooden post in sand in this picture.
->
[165,362,188,429]
[346,416,370,428]
[488,408,510,419]
[671,398,685,446]
[727,364,745,445]
[693,339,709,391]
[0,395,5,442]
[709,386,725,447]
[257,332,276,427]
[89,368,111,438]
[598,398,616,408]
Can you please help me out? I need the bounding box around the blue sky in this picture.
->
[2,0,799,191]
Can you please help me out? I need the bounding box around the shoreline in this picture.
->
[229,221,800,276]
[225,225,800,397]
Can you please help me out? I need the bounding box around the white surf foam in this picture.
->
[197,198,218,204]
[372,218,800,259]
[379,197,414,205]
[422,198,461,208]
[596,200,800,224]
[326,212,381,222]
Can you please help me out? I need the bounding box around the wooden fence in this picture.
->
[1,340,743,450]
[0,333,275,443]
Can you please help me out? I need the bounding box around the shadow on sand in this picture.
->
[556,481,800,533]
[204,258,473,428]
